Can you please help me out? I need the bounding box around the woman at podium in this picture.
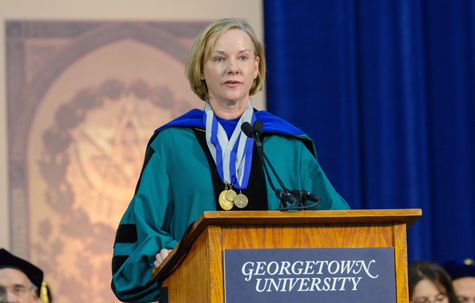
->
[111,18,349,302]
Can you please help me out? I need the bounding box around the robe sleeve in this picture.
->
[299,143,350,210]
[111,148,178,302]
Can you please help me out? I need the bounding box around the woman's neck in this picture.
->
[209,98,248,120]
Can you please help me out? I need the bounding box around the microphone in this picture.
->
[242,122,299,209]
[253,120,263,137]
[242,122,295,208]
[276,189,298,206]
[241,122,255,139]
[241,121,321,210]
[242,120,263,139]
[242,123,292,192]
[242,122,295,207]
[299,190,321,203]
[290,190,321,209]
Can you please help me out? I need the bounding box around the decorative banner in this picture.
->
[6,20,207,303]
[224,247,396,303]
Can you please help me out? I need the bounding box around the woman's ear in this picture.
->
[254,56,259,77]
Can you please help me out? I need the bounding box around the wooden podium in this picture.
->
[154,209,421,303]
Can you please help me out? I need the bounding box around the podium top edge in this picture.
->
[200,208,422,218]
[195,208,422,230]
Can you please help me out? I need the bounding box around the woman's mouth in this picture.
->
[224,80,241,87]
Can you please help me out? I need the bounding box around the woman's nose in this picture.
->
[226,59,239,74]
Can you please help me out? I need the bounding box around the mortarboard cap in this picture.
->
[0,248,43,290]
[443,258,475,281]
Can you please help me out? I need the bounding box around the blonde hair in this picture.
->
[186,18,266,101]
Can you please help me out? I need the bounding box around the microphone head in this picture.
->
[253,120,263,136]
[275,189,297,204]
[241,122,254,138]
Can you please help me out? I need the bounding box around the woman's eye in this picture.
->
[215,57,223,62]
[239,56,247,61]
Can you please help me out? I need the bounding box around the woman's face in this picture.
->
[201,29,259,108]
[411,279,449,303]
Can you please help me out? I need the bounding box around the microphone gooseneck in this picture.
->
[243,122,290,192]
[241,121,320,210]
[242,122,296,208]
[241,122,279,192]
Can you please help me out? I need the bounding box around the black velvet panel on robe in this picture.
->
[192,128,268,211]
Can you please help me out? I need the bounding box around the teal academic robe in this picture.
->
[111,114,349,302]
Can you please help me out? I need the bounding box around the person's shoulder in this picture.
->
[150,126,196,150]
[145,109,204,149]
[155,108,205,133]
[256,110,307,137]
[155,125,193,138]
[256,110,317,158]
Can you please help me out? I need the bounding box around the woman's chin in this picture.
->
[223,94,250,104]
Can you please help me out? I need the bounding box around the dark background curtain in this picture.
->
[263,0,475,263]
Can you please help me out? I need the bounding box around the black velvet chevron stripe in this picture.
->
[113,224,138,247]
[121,280,156,299]
[134,131,160,195]
[112,255,129,275]
[159,287,168,303]
[111,279,158,302]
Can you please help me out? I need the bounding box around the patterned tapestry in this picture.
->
[6,21,207,303]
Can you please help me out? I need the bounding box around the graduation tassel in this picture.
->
[40,281,49,303]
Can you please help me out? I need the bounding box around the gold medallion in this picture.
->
[225,189,237,201]
[219,190,234,210]
[234,193,248,208]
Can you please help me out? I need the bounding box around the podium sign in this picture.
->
[157,210,422,302]
[224,248,396,303]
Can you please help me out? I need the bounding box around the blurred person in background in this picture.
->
[409,261,459,303]
[0,248,50,303]
[444,258,475,303]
